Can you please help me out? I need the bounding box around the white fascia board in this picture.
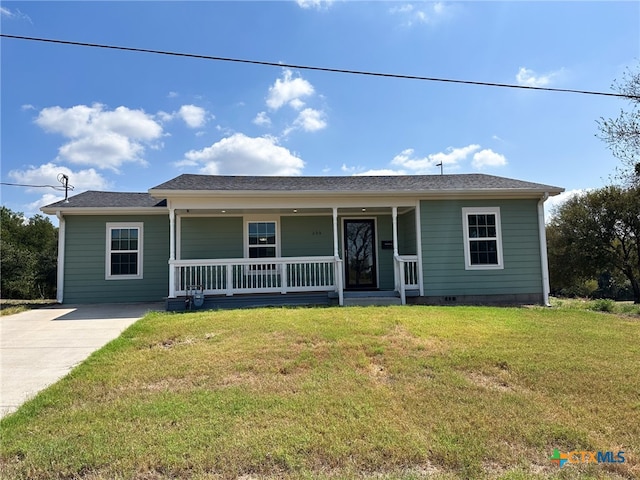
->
[165,190,564,210]
[40,207,169,215]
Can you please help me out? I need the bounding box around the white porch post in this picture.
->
[415,200,424,296]
[333,207,343,306]
[168,207,176,298]
[392,207,399,256]
[392,206,405,305]
[55,211,65,303]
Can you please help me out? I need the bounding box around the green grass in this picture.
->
[1,306,638,479]
[548,296,640,316]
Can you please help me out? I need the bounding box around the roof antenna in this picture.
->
[436,162,443,175]
[58,173,70,202]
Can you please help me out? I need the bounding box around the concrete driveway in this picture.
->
[0,302,163,418]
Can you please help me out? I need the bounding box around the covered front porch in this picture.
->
[165,204,423,310]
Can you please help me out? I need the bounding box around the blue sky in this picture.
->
[1,1,638,219]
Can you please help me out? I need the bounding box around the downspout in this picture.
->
[55,211,65,303]
[537,193,551,306]
[415,200,424,296]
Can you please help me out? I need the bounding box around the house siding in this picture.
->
[180,216,243,259]
[63,215,169,303]
[398,209,417,255]
[281,215,333,257]
[420,199,542,298]
[375,215,395,290]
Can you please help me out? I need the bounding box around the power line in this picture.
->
[1,174,74,200]
[2,33,637,100]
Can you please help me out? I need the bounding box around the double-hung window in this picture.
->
[247,221,277,258]
[462,208,503,270]
[106,223,143,279]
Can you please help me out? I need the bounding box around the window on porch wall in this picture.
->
[248,221,276,272]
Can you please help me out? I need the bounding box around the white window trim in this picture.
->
[105,222,144,280]
[462,207,503,270]
[243,216,281,259]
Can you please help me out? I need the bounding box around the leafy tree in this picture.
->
[547,187,640,303]
[597,63,640,186]
[0,207,58,299]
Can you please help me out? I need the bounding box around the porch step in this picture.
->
[342,291,402,306]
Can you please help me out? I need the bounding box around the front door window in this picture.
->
[344,219,377,289]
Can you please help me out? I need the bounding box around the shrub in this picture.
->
[590,299,615,312]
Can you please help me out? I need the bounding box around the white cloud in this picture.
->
[21,104,35,111]
[544,188,589,222]
[27,193,65,213]
[34,104,163,171]
[1,6,32,22]
[515,67,563,88]
[296,0,333,9]
[389,4,414,14]
[177,104,207,128]
[157,110,174,122]
[391,145,481,173]
[167,91,178,98]
[266,69,315,110]
[58,133,145,168]
[180,133,304,176]
[289,98,306,110]
[9,162,110,211]
[293,108,327,132]
[390,2,448,27]
[472,149,507,169]
[156,104,210,128]
[253,111,272,127]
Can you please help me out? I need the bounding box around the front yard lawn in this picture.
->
[1,306,638,479]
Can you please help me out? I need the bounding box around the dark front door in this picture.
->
[344,219,377,289]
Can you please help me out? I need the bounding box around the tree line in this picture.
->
[1,206,58,299]
[548,64,640,303]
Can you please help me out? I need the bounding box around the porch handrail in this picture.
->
[171,256,339,298]
[172,256,336,266]
[394,254,419,305]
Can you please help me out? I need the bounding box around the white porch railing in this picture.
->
[171,256,338,297]
[170,255,418,306]
[394,254,419,305]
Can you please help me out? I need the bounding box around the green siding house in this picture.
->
[41,174,563,309]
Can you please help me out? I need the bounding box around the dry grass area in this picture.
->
[0,299,57,316]
[1,306,638,479]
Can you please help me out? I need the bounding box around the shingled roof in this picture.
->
[41,174,564,212]
[41,191,167,211]
[150,173,563,193]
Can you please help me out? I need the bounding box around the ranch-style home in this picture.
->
[41,173,564,310]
